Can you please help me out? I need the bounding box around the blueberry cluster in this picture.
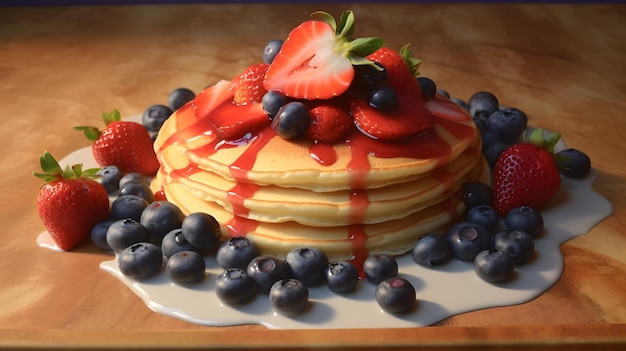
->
[412,181,543,283]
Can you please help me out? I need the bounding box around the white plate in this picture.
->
[38,131,613,329]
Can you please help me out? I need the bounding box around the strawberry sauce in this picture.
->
[157,93,475,266]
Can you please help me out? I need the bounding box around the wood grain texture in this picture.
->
[0,3,625,350]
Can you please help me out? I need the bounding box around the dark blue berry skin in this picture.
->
[119,172,150,189]
[168,87,195,111]
[247,256,292,294]
[119,180,154,203]
[492,229,535,264]
[468,91,499,119]
[262,39,283,65]
[467,205,500,234]
[262,91,288,119]
[91,220,114,251]
[462,181,494,210]
[109,195,149,222]
[484,141,509,169]
[375,277,416,314]
[446,221,492,262]
[369,85,398,111]
[97,165,123,195]
[504,206,544,238]
[556,148,591,178]
[349,62,388,97]
[106,218,151,254]
[140,201,186,245]
[271,102,310,139]
[451,97,468,110]
[473,250,515,283]
[285,247,329,287]
[269,279,309,315]
[166,250,206,284]
[118,242,163,279]
[417,77,437,100]
[161,228,200,258]
[142,104,173,132]
[487,108,527,144]
[363,254,398,284]
[412,234,450,267]
[215,268,257,305]
[181,212,221,250]
[325,261,359,293]
[216,236,260,270]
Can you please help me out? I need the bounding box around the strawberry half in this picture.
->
[350,95,433,141]
[232,63,269,106]
[208,99,270,140]
[367,44,423,99]
[75,109,159,176]
[264,10,384,100]
[493,129,562,216]
[306,99,355,143]
[34,152,110,251]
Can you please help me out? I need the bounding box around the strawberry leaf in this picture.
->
[74,126,101,141]
[336,10,355,38]
[102,109,121,126]
[399,43,422,76]
[349,37,385,57]
[33,151,101,183]
[311,10,337,32]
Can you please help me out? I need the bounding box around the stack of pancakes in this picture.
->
[152,82,490,261]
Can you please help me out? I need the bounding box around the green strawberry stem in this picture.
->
[525,128,561,154]
[399,43,422,76]
[74,109,122,141]
[311,10,384,70]
[33,151,100,182]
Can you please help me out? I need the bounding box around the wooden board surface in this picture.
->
[0,3,625,350]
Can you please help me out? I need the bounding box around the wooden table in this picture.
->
[1,3,625,350]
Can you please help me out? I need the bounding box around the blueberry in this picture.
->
[269,279,309,315]
[118,242,163,279]
[140,201,186,244]
[285,247,329,287]
[119,180,154,203]
[487,108,527,144]
[411,234,450,267]
[181,212,221,250]
[325,261,359,293]
[161,228,200,258]
[349,62,388,97]
[451,97,468,110]
[417,77,437,100]
[466,205,500,234]
[446,221,492,262]
[109,195,149,222]
[369,85,398,111]
[216,236,260,270]
[484,141,509,169]
[436,88,450,98]
[247,256,292,294]
[119,172,150,189]
[468,91,499,119]
[215,268,257,305]
[504,206,544,238]
[363,254,398,284]
[480,129,502,153]
[262,91,288,119]
[97,165,123,194]
[492,229,535,264]
[462,181,494,210]
[168,87,195,111]
[106,218,151,254]
[556,148,591,178]
[142,104,173,133]
[375,277,416,314]
[166,250,206,284]
[473,250,515,283]
[91,220,114,251]
[271,101,310,139]
[262,39,283,65]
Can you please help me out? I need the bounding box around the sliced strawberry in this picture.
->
[306,99,355,143]
[367,45,423,100]
[193,80,235,121]
[232,63,269,106]
[264,10,383,100]
[350,95,433,141]
[208,99,270,140]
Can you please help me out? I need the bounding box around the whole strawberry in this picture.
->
[367,44,423,99]
[493,129,562,216]
[75,109,159,175]
[306,100,355,143]
[34,152,110,251]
